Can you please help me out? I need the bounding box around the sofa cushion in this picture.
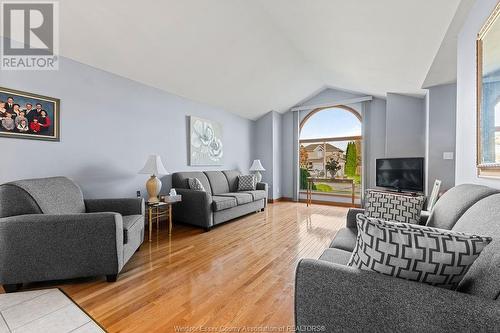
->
[426,184,499,230]
[237,175,256,191]
[453,194,500,300]
[348,214,492,290]
[205,171,230,195]
[242,190,267,201]
[212,196,237,211]
[172,172,212,194]
[223,170,241,192]
[188,178,206,191]
[7,177,85,215]
[364,190,425,224]
[219,192,253,205]
[319,248,352,265]
[122,214,143,244]
[329,227,357,252]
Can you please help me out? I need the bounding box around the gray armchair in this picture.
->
[0,177,144,292]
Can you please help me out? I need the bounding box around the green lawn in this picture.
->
[310,181,361,196]
[349,175,361,184]
[315,183,333,192]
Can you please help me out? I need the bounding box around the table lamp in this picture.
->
[139,155,169,203]
[249,159,265,182]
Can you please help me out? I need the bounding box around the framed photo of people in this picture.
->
[0,87,60,141]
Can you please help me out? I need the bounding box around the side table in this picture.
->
[306,177,355,207]
[146,195,182,242]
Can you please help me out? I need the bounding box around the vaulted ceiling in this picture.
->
[57,0,463,119]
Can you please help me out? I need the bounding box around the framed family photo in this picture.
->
[0,86,60,141]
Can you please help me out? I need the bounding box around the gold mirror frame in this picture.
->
[477,2,500,177]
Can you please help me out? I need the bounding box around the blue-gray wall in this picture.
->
[385,93,426,159]
[272,111,282,199]
[253,110,282,199]
[456,0,500,188]
[0,55,254,198]
[426,83,457,192]
[281,109,295,199]
[363,97,387,188]
[254,111,274,197]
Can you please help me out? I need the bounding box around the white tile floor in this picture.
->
[0,289,104,333]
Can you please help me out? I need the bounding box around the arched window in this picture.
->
[299,106,362,205]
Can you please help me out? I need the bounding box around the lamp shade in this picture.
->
[249,159,265,171]
[138,155,168,176]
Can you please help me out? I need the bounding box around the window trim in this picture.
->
[476,1,500,177]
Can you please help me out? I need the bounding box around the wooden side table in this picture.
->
[146,195,182,242]
[306,177,355,207]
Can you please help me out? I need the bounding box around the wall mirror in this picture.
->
[477,2,500,177]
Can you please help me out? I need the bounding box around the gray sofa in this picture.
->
[295,184,500,332]
[0,177,144,293]
[172,170,267,230]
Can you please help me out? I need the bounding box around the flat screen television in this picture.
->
[376,158,424,192]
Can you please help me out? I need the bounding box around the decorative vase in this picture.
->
[146,175,161,203]
[254,171,262,183]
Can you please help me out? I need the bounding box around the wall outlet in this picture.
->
[136,190,141,197]
[443,152,454,160]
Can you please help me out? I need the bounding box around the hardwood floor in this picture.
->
[14,202,347,332]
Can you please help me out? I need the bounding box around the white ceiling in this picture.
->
[56,0,462,119]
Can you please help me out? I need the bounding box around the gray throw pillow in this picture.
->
[188,178,205,191]
[348,214,492,289]
[364,189,425,224]
[237,175,256,191]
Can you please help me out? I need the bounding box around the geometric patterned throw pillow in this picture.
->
[237,174,256,191]
[188,178,206,191]
[364,189,425,224]
[347,214,492,290]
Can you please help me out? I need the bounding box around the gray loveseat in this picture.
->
[295,184,500,332]
[0,177,144,292]
[172,170,268,230]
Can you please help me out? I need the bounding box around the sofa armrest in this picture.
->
[295,259,500,332]
[256,182,268,192]
[0,213,124,284]
[85,198,144,216]
[172,188,213,228]
[346,208,364,229]
[256,182,268,206]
